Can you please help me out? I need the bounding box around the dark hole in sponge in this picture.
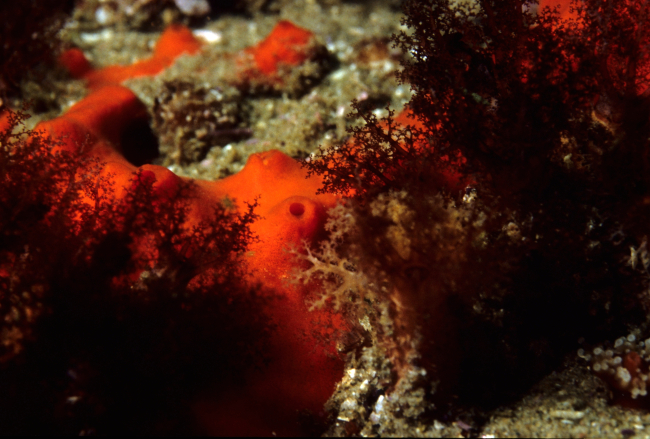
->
[289,202,305,216]
[120,118,160,166]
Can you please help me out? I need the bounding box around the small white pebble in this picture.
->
[374,395,385,413]
[193,29,222,44]
[550,410,585,420]
[175,0,210,16]
[359,379,369,391]
[80,29,114,43]
[95,6,112,25]
[382,60,395,73]
[617,366,632,385]
[331,69,347,81]
[394,85,407,98]
[340,397,357,410]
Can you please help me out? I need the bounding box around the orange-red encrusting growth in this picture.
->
[59,24,202,89]
[242,20,315,76]
[58,47,93,79]
[51,20,343,434]
[59,20,319,89]
[32,84,344,436]
[35,85,150,201]
[0,109,11,133]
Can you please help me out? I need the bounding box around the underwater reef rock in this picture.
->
[8,0,650,436]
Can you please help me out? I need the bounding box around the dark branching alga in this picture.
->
[0,109,269,435]
[302,0,650,433]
